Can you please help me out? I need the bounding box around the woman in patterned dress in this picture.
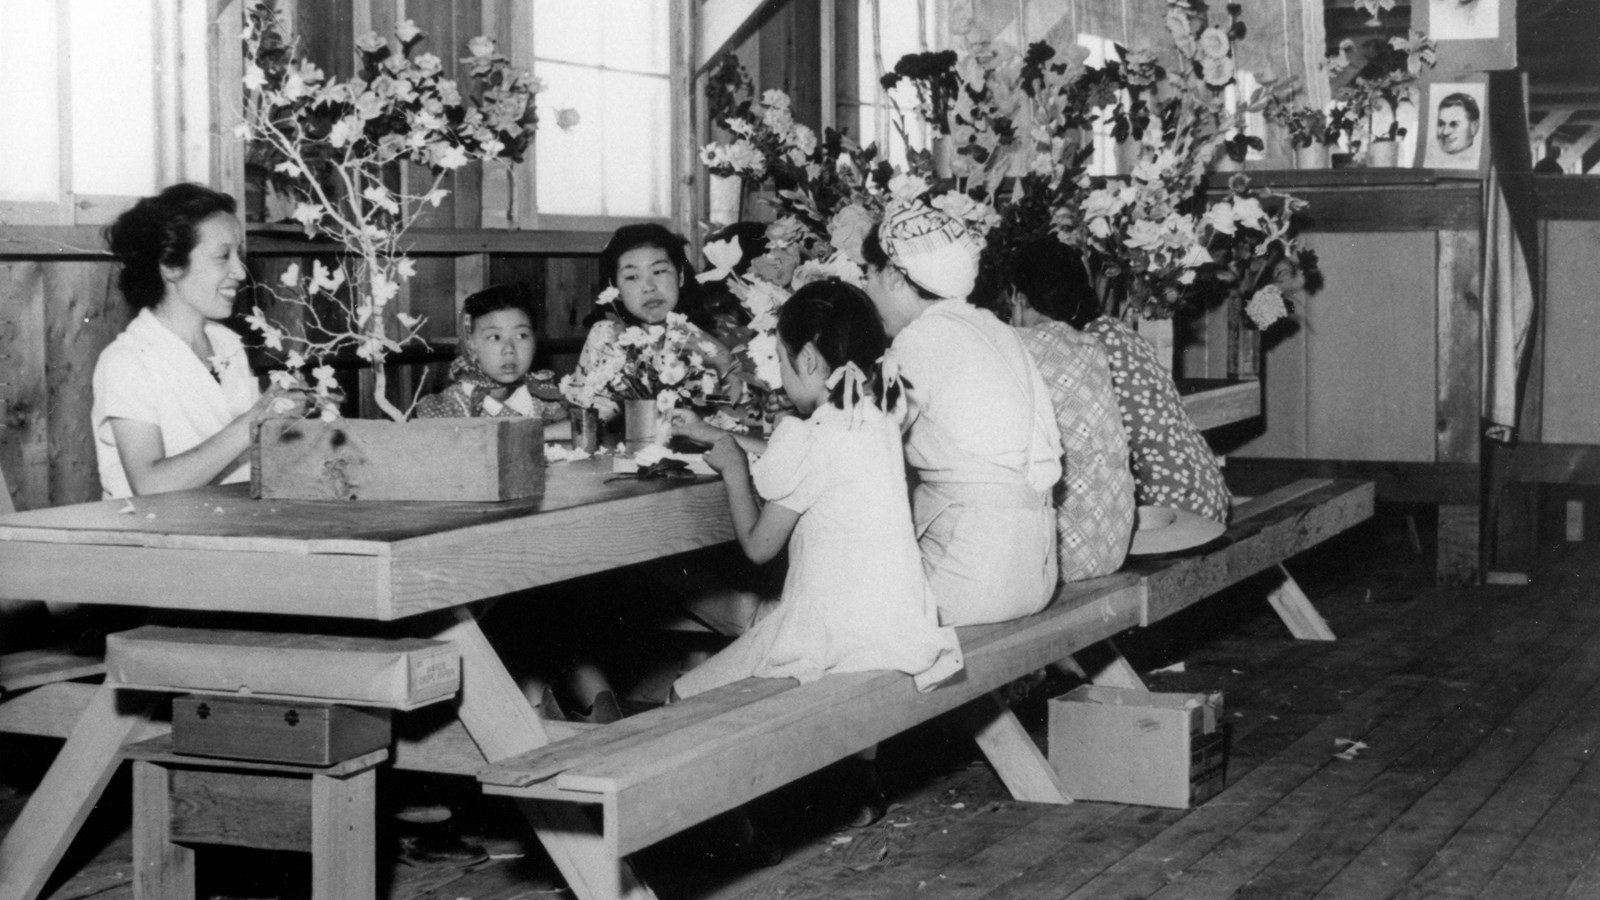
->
[1003,238,1137,580]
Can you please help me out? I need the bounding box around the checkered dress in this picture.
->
[1019,322,1137,581]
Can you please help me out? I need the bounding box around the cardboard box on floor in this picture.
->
[1048,685,1226,809]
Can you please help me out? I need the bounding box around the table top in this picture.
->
[0,456,733,621]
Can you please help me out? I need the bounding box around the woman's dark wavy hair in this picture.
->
[593,223,709,329]
[103,184,238,311]
[1011,237,1101,329]
[776,279,897,410]
[462,282,537,328]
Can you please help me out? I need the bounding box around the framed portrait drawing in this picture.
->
[1420,78,1490,173]
[1417,0,1517,72]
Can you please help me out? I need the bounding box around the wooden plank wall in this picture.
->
[1537,218,1600,445]
[0,261,128,510]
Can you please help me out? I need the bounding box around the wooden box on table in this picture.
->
[252,415,545,502]
[172,695,391,766]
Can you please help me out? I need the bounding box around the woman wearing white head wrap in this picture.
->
[862,200,1064,626]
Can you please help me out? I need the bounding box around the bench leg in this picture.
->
[131,761,195,900]
[0,683,157,900]
[958,692,1073,805]
[1266,565,1336,641]
[311,767,377,900]
[439,609,657,900]
[1052,639,1148,690]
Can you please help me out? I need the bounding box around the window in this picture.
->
[857,0,931,168]
[0,0,209,225]
[529,1,672,226]
[1077,34,1122,177]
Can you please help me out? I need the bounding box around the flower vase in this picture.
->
[1365,140,1400,168]
[623,398,662,446]
[708,174,743,226]
[1135,316,1176,374]
[1295,143,1330,170]
[931,137,954,180]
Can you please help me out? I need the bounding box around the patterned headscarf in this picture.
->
[878,199,984,300]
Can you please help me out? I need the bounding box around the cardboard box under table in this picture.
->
[1048,685,1226,809]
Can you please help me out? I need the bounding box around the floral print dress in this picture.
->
[1083,316,1231,523]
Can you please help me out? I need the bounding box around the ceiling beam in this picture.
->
[1567,124,1600,164]
[1532,109,1577,142]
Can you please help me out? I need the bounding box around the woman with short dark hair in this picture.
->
[93,183,300,498]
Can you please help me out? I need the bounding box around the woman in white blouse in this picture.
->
[93,184,299,498]
[861,200,1063,626]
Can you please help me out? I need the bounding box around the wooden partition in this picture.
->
[1213,170,1486,583]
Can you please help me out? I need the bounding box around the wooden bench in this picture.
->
[479,478,1374,900]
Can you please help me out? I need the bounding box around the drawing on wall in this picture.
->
[1431,0,1498,41]
[1421,81,1488,171]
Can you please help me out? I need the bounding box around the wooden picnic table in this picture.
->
[0,455,731,900]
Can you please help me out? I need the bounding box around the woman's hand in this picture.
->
[666,409,725,446]
[251,384,312,418]
[704,433,747,475]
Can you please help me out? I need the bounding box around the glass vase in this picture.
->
[708,174,742,226]
[623,398,662,446]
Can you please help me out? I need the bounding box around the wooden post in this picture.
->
[310,768,377,900]
[131,761,196,900]
[1436,227,1483,585]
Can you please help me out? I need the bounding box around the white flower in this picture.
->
[310,261,346,293]
[413,53,443,75]
[397,312,421,329]
[370,273,399,307]
[1245,285,1289,328]
[291,203,325,234]
[394,19,422,43]
[328,116,361,148]
[747,332,781,391]
[362,185,399,215]
[430,142,469,170]
[424,189,449,207]
[396,258,417,279]
[1203,202,1238,235]
[356,30,386,54]
[761,89,791,111]
[889,173,929,202]
[467,36,496,59]
[1231,197,1268,230]
[596,286,620,306]
[279,263,301,287]
[243,63,267,91]
[697,237,744,283]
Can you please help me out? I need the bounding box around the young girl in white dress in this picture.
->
[667,278,964,698]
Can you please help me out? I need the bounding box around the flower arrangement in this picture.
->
[240,3,542,422]
[879,51,962,136]
[1264,99,1345,149]
[1195,174,1320,330]
[557,312,723,412]
[1328,31,1437,147]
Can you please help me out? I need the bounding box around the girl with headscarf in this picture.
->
[862,200,1063,627]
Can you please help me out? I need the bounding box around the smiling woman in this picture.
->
[91,184,303,499]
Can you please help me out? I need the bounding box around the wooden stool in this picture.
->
[123,735,386,900]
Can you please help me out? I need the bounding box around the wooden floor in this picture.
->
[7,505,1600,900]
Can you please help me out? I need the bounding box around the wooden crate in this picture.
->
[252,415,544,502]
[172,696,391,766]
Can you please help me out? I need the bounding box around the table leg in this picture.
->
[437,608,658,900]
[0,683,157,900]
[131,761,195,900]
[311,767,377,900]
